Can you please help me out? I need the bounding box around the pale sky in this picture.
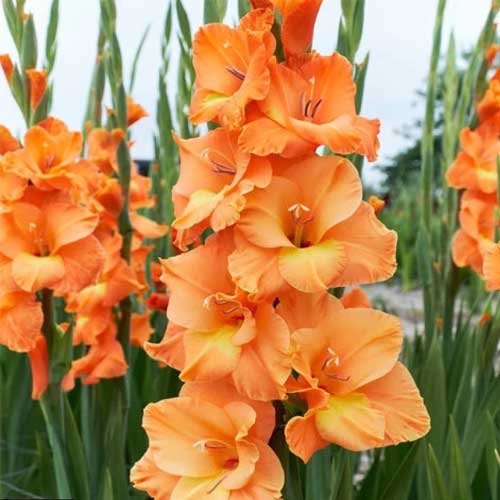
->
[0,0,493,184]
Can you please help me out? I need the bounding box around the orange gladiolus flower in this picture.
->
[2,118,98,193]
[189,9,275,129]
[0,189,104,294]
[0,54,14,83]
[172,129,271,249]
[478,77,500,125]
[127,96,148,126]
[229,155,396,298]
[279,292,429,461]
[130,381,284,499]
[239,53,380,160]
[26,69,48,109]
[62,324,128,390]
[87,127,125,174]
[446,123,500,194]
[146,231,291,401]
[451,191,495,274]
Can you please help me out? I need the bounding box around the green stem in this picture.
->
[39,289,72,499]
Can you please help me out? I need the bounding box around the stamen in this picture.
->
[304,99,312,117]
[211,159,237,175]
[193,439,228,453]
[325,373,351,382]
[225,66,245,81]
[311,98,323,118]
[207,473,230,495]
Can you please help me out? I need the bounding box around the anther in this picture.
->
[325,373,351,382]
[211,159,237,175]
[311,98,323,118]
[207,473,230,495]
[304,99,312,117]
[225,66,245,81]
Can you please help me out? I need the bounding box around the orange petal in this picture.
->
[228,233,287,300]
[285,413,329,463]
[54,236,105,295]
[278,238,347,292]
[131,312,153,348]
[451,229,484,273]
[278,0,323,57]
[131,212,168,239]
[326,202,397,287]
[145,322,185,370]
[127,96,148,126]
[44,202,99,253]
[0,292,43,352]
[12,253,65,292]
[360,362,430,446]
[232,303,291,401]
[341,287,371,308]
[28,335,49,399]
[0,124,20,153]
[171,474,230,500]
[180,325,242,382]
[315,392,386,451]
[130,450,179,500]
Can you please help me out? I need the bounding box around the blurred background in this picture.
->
[0,0,492,185]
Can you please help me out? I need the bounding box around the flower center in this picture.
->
[288,203,313,247]
[28,222,49,256]
[320,347,350,382]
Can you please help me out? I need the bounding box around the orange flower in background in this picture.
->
[451,190,495,274]
[127,96,148,126]
[26,69,47,109]
[229,155,396,298]
[368,195,385,215]
[131,382,284,500]
[0,124,19,153]
[87,127,125,174]
[62,324,128,390]
[239,53,380,160]
[478,77,500,124]
[2,117,98,194]
[146,231,291,401]
[0,190,104,294]
[172,129,272,249]
[446,123,500,194]
[189,9,275,129]
[279,292,429,461]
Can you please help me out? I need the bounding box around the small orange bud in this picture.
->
[26,69,47,109]
[0,54,14,83]
[20,11,29,21]
[480,312,492,326]
[145,292,170,312]
[486,44,500,67]
[127,96,148,126]
[433,261,441,272]
[368,195,385,215]
[436,317,443,330]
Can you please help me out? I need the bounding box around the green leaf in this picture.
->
[44,0,59,72]
[426,445,451,500]
[176,0,192,48]
[447,417,472,500]
[204,0,227,23]
[238,0,251,17]
[305,447,332,500]
[129,24,150,93]
[377,442,422,500]
[419,337,447,457]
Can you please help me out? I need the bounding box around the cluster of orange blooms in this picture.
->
[131,2,430,499]
[0,58,167,398]
[447,46,500,290]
